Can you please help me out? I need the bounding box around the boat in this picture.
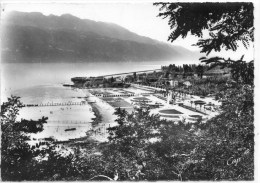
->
[65,128,76,131]
[62,83,74,87]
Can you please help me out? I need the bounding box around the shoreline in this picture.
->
[53,91,117,144]
[89,102,103,127]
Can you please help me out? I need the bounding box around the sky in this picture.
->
[0,0,255,60]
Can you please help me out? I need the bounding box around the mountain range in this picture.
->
[1,11,199,63]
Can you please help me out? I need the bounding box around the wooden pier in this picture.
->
[24,102,87,107]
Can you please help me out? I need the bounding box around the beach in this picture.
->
[85,92,118,141]
[13,85,120,142]
[12,85,96,141]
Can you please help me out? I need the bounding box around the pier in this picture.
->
[24,102,87,107]
[45,120,92,124]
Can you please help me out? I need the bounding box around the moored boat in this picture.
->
[65,128,76,131]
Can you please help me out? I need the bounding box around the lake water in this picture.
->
[1,61,198,94]
[1,61,197,140]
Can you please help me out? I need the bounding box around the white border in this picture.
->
[0,0,259,183]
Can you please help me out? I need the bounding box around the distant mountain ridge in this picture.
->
[1,11,199,63]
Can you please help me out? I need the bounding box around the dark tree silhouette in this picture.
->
[200,55,254,85]
[1,96,48,180]
[153,2,254,180]
[1,96,84,181]
[133,72,137,81]
[106,108,201,180]
[154,2,253,55]
[196,65,204,78]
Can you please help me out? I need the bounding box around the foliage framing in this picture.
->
[154,2,254,55]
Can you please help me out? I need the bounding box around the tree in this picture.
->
[164,70,170,78]
[154,2,254,180]
[105,107,203,180]
[154,2,253,55]
[1,96,85,181]
[133,72,137,81]
[196,65,204,78]
[102,78,109,87]
[200,55,254,85]
[190,100,194,107]
[191,84,254,180]
[1,96,48,180]
[108,77,115,84]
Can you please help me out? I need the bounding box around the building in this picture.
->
[183,81,192,88]
[169,80,178,87]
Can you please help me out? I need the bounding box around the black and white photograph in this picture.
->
[0,0,258,181]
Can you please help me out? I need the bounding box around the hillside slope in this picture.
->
[1,11,199,63]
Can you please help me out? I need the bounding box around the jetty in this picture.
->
[24,102,87,107]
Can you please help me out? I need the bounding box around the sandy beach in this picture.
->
[14,86,120,142]
[85,93,118,141]
[13,85,96,141]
